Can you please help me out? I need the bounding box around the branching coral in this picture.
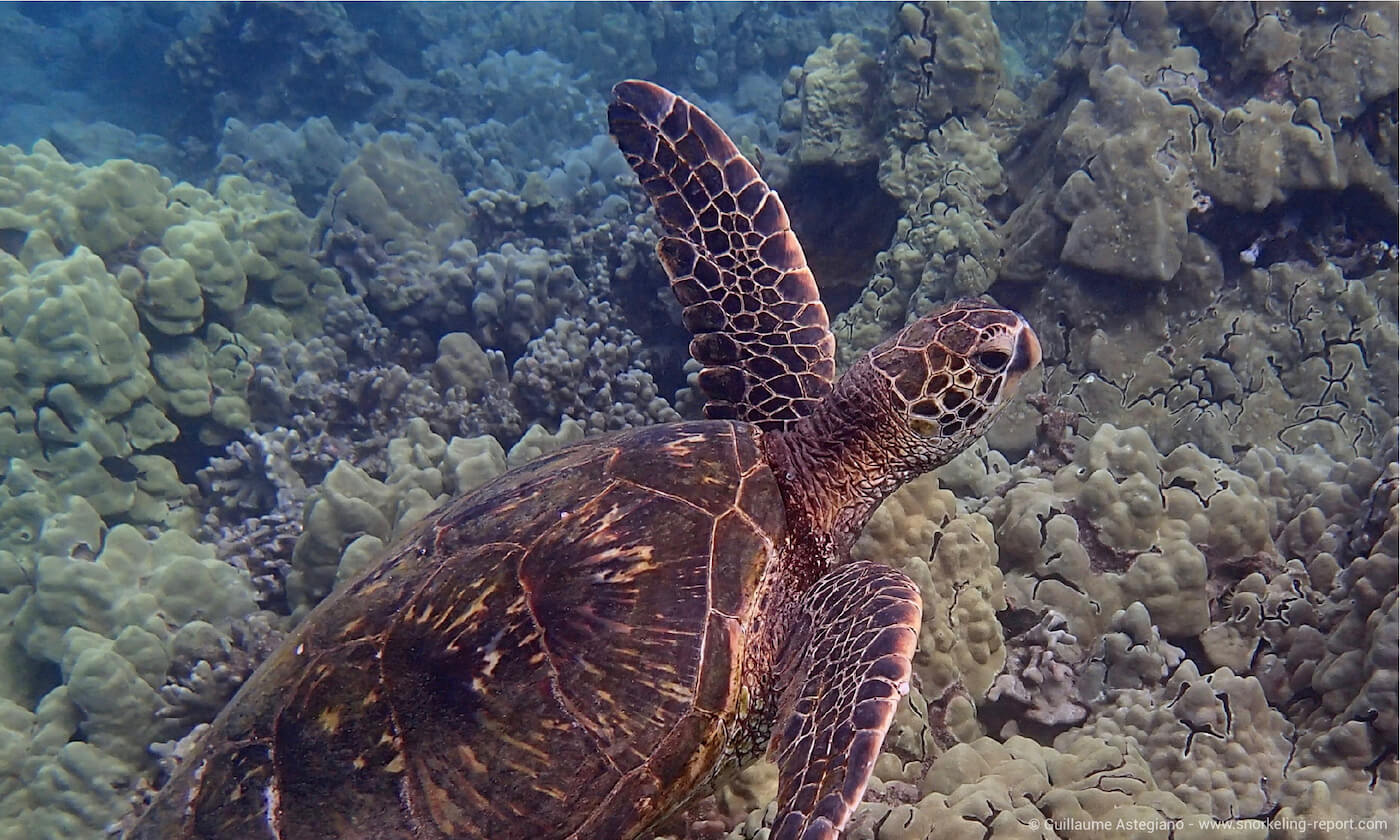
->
[510,307,681,434]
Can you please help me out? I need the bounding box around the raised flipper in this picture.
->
[769,561,922,840]
[608,80,837,432]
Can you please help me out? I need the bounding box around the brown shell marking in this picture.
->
[127,421,786,840]
[608,79,836,432]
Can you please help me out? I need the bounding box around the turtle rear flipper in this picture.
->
[608,79,836,432]
[768,561,921,840]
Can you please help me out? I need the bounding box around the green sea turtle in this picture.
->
[128,80,1040,840]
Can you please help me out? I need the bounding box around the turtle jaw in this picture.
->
[978,312,1041,425]
[1008,315,1041,377]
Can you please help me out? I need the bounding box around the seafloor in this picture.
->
[0,2,1395,839]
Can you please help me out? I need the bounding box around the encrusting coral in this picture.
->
[0,138,357,837]
[994,2,1398,465]
[784,2,1017,367]
[722,418,1397,838]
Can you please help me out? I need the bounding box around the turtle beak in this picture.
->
[1008,317,1041,375]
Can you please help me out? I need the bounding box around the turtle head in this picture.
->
[771,297,1039,549]
[864,298,1041,472]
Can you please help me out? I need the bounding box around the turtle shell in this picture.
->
[131,420,786,840]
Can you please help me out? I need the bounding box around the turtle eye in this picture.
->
[974,349,1010,372]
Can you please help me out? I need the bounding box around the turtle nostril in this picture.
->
[1009,323,1041,374]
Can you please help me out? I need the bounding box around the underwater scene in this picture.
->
[0,2,1396,838]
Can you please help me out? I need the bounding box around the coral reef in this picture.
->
[316,132,470,317]
[0,142,345,524]
[986,610,1087,729]
[779,34,884,167]
[510,309,681,434]
[1002,2,1397,284]
[0,491,267,838]
[0,4,183,167]
[990,2,1080,96]
[215,115,359,212]
[284,418,582,612]
[851,471,1008,769]
[986,423,1278,641]
[726,418,1397,839]
[407,2,882,102]
[776,2,1018,367]
[1029,258,1397,462]
[733,733,1265,840]
[1083,661,1294,820]
[0,139,357,839]
[0,2,1393,838]
[997,2,1398,462]
[157,2,880,180]
[165,4,401,130]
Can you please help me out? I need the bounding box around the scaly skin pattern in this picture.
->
[608,80,1040,840]
[126,80,1041,840]
[608,78,837,430]
[727,300,1040,833]
[766,298,1041,553]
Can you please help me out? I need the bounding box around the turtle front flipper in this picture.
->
[768,561,921,840]
[608,80,836,432]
